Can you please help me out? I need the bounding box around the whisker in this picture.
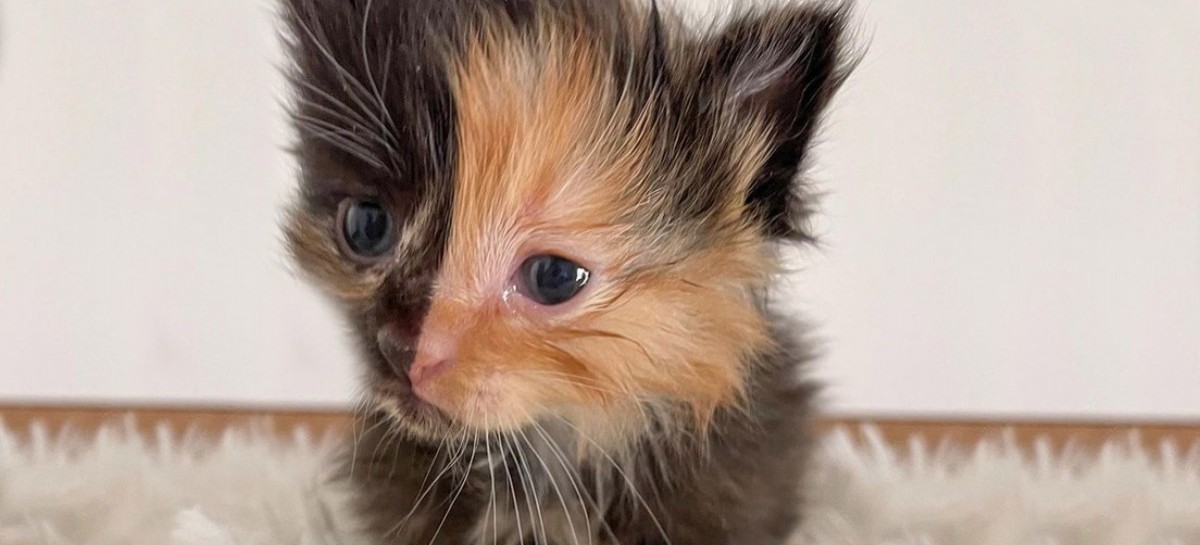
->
[291,77,379,136]
[293,5,394,140]
[484,421,500,545]
[295,120,389,170]
[512,431,549,545]
[290,3,402,173]
[425,431,479,545]
[383,435,465,538]
[498,434,525,543]
[292,111,378,150]
[292,116,387,165]
[507,433,541,545]
[366,414,396,467]
[377,32,396,107]
[530,412,627,545]
[377,423,406,482]
[518,426,582,545]
[397,435,446,500]
[348,396,371,481]
[551,414,675,545]
[356,0,404,169]
[529,421,599,545]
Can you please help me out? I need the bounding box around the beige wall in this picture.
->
[1,1,1197,419]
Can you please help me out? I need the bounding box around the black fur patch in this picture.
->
[281,0,462,377]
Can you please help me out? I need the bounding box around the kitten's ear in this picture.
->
[703,3,853,240]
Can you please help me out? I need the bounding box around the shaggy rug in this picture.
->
[0,420,1197,545]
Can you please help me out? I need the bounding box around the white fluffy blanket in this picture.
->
[0,420,1197,545]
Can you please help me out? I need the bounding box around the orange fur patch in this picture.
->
[414,17,779,444]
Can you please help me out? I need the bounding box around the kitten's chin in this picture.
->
[369,381,459,442]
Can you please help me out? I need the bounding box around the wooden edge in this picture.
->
[823,417,1200,454]
[0,405,352,439]
[2,404,1198,454]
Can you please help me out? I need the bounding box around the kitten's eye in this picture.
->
[519,255,590,306]
[338,199,396,260]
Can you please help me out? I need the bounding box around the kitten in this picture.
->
[281,0,851,543]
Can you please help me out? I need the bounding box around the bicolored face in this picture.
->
[283,0,847,443]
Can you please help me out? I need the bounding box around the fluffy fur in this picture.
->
[1,421,1197,545]
[281,0,852,543]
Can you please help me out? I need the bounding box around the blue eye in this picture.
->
[519,255,590,306]
[339,199,396,259]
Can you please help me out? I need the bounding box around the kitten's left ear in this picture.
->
[702,3,854,240]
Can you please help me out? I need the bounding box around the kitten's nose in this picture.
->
[376,322,458,392]
[376,325,418,378]
[409,329,457,393]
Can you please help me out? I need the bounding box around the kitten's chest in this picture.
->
[357,434,621,545]
[459,441,608,545]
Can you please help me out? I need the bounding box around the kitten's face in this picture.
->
[283,0,846,443]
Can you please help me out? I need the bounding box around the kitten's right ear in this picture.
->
[699,2,856,241]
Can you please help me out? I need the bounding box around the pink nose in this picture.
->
[408,330,458,393]
[409,355,450,388]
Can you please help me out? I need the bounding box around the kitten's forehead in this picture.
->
[440,11,776,282]
[442,24,650,288]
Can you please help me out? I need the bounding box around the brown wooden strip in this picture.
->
[0,404,353,440]
[2,404,1198,454]
[817,416,1200,454]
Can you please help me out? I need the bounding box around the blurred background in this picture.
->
[0,1,1197,422]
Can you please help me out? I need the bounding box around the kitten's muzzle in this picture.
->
[376,323,453,393]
